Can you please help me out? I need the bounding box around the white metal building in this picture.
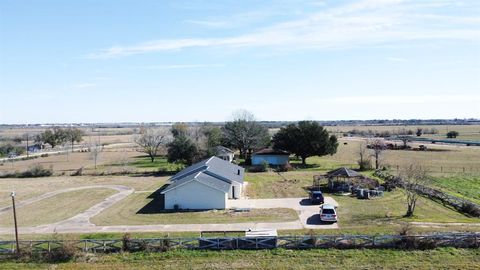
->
[161,156,245,210]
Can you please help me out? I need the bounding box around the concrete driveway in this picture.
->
[229,197,339,229]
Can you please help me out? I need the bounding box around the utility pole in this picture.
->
[11,191,20,253]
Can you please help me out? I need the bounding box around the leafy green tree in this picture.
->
[223,110,270,162]
[37,127,68,148]
[171,123,189,138]
[272,121,338,165]
[201,125,224,155]
[446,131,459,138]
[167,135,199,165]
[66,128,84,151]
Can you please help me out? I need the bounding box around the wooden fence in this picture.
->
[1,233,479,254]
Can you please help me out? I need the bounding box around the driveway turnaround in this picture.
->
[229,197,339,229]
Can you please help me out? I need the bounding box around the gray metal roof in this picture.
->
[170,156,244,184]
[161,171,230,194]
[327,167,362,178]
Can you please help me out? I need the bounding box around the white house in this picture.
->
[214,146,235,162]
[252,148,290,166]
[161,156,244,210]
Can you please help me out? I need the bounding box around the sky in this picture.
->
[0,0,479,124]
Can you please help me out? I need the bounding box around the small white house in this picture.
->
[214,146,235,162]
[252,149,290,166]
[161,156,244,210]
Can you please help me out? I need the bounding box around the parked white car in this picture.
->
[319,204,337,223]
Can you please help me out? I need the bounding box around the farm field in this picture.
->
[1,248,479,270]
[326,124,480,141]
[430,176,480,204]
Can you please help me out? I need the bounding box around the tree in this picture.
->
[446,131,459,138]
[272,121,338,165]
[357,142,372,171]
[167,135,198,165]
[89,138,103,170]
[399,136,409,149]
[37,127,68,148]
[399,165,429,217]
[134,128,167,162]
[223,110,270,162]
[201,125,224,156]
[66,128,84,152]
[416,128,423,137]
[368,138,386,170]
[171,123,189,138]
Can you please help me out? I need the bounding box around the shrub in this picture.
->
[276,163,293,172]
[71,167,83,176]
[460,202,480,217]
[20,164,53,178]
[45,240,78,262]
[446,131,459,138]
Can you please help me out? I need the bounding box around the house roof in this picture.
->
[326,167,362,178]
[161,171,231,194]
[170,156,244,184]
[215,146,234,155]
[253,148,290,156]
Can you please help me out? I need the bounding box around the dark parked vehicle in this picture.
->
[309,190,324,204]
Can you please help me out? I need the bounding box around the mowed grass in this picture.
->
[129,156,185,172]
[0,188,116,227]
[1,248,479,270]
[0,176,163,209]
[91,193,298,226]
[431,176,480,204]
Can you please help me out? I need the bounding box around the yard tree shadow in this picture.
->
[136,184,169,214]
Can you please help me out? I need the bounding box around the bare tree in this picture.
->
[368,138,386,170]
[357,142,372,171]
[399,165,429,217]
[134,128,168,162]
[89,137,103,170]
[398,136,409,149]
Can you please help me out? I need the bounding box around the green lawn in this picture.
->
[129,156,185,172]
[91,193,298,226]
[430,175,480,204]
[1,248,479,269]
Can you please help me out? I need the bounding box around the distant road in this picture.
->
[0,142,135,163]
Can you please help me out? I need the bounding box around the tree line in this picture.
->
[135,110,338,166]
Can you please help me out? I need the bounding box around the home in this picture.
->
[161,156,245,210]
[251,148,290,166]
[214,146,235,162]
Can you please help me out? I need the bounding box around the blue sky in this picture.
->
[0,0,479,124]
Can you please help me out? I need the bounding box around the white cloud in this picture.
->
[135,64,225,69]
[73,83,96,88]
[86,0,480,59]
[386,57,408,62]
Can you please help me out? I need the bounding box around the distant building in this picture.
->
[161,156,244,210]
[252,148,290,166]
[27,144,42,153]
[214,146,235,162]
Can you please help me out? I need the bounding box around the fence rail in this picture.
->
[0,233,479,254]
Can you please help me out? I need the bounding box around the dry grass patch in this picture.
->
[0,188,116,227]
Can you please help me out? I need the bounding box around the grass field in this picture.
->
[430,176,480,204]
[1,248,479,269]
[91,192,298,225]
[0,189,116,227]
[0,176,163,209]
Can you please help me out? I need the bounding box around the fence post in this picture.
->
[463,167,465,173]
[372,236,375,248]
